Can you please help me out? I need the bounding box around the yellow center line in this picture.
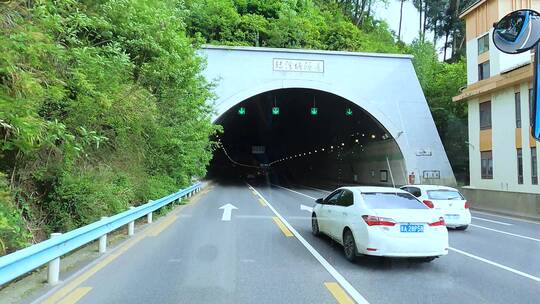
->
[41,198,193,303]
[325,282,355,304]
[42,232,146,304]
[147,215,178,237]
[272,216,293,237]
[258,198,267,207]
[57,287,92,304]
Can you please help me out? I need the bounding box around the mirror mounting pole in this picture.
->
[534,43,540,140]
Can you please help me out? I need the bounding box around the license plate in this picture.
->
[400,224,424,233]
[445,214,460,220]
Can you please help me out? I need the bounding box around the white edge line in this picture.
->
[247,183,370,304]
[272,184,318,199]
[470,224,540,242]
[471,210,540,225]
[276,184,540,283]
[299,184,332,193]
[471,216,512,226]
[449,247,540,283]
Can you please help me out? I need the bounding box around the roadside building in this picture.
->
[453,0,540,218]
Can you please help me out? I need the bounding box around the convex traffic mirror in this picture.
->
[493,9,540,54]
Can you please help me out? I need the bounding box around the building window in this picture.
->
[478,34,489,55]
[532,147,538,185]
[478,61,490,80]
[480,101,492,130]
[515,92,521,128]
[517,148,523,184]
[529,88,534,127]
[481,151,493,179]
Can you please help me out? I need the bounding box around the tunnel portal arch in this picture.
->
[200,45,456,186]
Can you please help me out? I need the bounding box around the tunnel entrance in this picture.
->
[208,88,406,186]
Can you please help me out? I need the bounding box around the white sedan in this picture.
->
[400,185,471,230]
[312,187,449,262]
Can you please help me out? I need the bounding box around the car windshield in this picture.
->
[362,192,428,209]
[427,190,464,200]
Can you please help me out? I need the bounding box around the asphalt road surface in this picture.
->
[34,181,540,304]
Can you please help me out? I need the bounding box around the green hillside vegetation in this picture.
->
[0,0,466,254]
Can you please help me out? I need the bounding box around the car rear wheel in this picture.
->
[455,225,468,231]
[343,229,357,262]
[311,213,320,236]
[417,256,437,263]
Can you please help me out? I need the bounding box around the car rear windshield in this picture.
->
[361,192,428,209]
[427,190,464,200]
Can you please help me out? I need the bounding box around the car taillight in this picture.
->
[429,217,445,226]
[464,201,470,209]
[423,200,434,208]
[362,215,396,226]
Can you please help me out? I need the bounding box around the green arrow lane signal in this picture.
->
[238,107,246,115]
[310,107,318,115]
[272,107,280,115]
[345,108,353,116]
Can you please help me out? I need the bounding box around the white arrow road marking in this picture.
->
[300,204,313,213]
[219,203,238,221]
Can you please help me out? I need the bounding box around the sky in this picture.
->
[372,0,445,58]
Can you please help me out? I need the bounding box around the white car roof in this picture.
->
[400,184,460,192]
[339,186,408,194]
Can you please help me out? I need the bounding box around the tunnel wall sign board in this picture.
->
[273,58,324,73]
[200,45,458,186]
[252,146,265,154]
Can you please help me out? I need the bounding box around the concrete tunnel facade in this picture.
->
[199,45,456,186]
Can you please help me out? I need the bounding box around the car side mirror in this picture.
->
[316,198,324,204]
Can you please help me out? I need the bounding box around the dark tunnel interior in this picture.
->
[207,88,403,186]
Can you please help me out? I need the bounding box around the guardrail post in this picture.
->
[128,207,135,236]
[47,233,62,285]
[99,217,108,254]
[147,212,153,224]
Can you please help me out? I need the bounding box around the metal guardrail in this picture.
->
[0,181,203,286]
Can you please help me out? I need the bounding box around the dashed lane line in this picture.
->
[247,183,369,304]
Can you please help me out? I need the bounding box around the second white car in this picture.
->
[400,185,471,230]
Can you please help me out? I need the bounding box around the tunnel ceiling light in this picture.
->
[321,148,325,151]
[362,133,365,137]
[371,134,376,139]
[308,152,311,154]
[330,145,334,149]
[355,139,359,143]
[341,143,345,146]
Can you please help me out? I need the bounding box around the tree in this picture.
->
[398,0,406,42]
